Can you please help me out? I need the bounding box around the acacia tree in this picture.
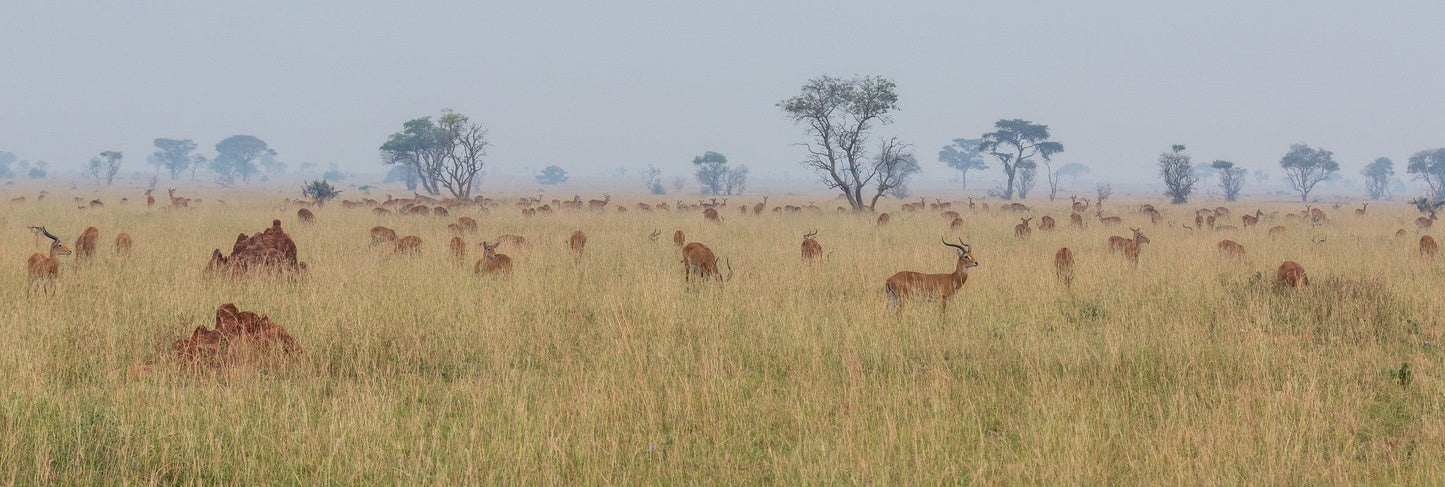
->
[380,117,445,195]
[938,138,986,190]
[1279,143,1339,202]
[692,151,729,195]
[779,74,903,212]
[1158,144,1197,204]
[1212,160,1245,201]
[1057,163,1089,183]
[725,165,749,196]
[213,135,274,185]
[88,151,122,185]
[536,165,568,185]
[152,138,202,180]
[1407,148,1445,201]
[1362,157,1393,200]
[978,119,1063,200]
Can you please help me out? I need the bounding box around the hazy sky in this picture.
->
[2,1,1443,186]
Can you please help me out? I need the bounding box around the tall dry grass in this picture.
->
[0,189,1441,484]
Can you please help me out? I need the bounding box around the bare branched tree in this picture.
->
[1095,182,1112,201]
[1212,160,1246,201]
[869,137,919,207]
[1042,159,1061,201]
[779,74,901,212]
[435,110,488,199]
[1158,144,1198,204]
[88,151,122,186]
[641,165,665,195]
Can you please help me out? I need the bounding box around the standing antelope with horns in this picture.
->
[801,230,822,262]
[26,226,72,294]
[885,238,979,312]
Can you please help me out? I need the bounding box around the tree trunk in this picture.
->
[1003,163,1016,200]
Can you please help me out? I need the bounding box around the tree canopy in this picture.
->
[938,138,987,190]
[978,119,1063,200]
[1279,143,1340,202]
[1407,148,1445,201]
[779,74,908,211]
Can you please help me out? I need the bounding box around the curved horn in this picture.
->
[957,237,972,250]
[941,236,965,251]
[31,226,59,241]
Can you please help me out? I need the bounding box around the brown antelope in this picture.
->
[1268,225,1287,237]
[876,213,890,226]
[449,236,466,264]
[1277,261,1309,288]
[1417,211,1437,229]
[703,207,721,222]
[297,208,315,223]
[754,197,767,215]
[636,202,653,212]
[114,233,132,254]
[800,230,822,262]
[673,230,685,247]
[457,217,478,232]
[941,210,960,221]
[1355,203,1368,216]
[370,226,398,246]
[1422,236,1438,258]
[75,227,99,260]
[884,238,978,312]
[10,196,24,203]
[27,227,71,294]
[497,234,530,249]
[569,230,587,259]
[433,206,449,217]
[394,236,422,255]
[1241,210,1263,228]
[447,223,463,235]
[1395,228,1408,238]
[475,241,514,277]
[168,188,189,207]
[1054,247,1074,288]
[145,189,155,207]
[1309,207,1327,223]
[1217,239,1246,259]
[372,207,392,216]
[1014,217,1033,238]
[681,242,729,281]
[88,199,103,208]
[1098,213,1122,226]
[1070,212,1084,228]
[588,194,611,210]
[950,217,964,231]
[1109,227,1149,263]
[968,197,976,211]
[1039,215,1055,231]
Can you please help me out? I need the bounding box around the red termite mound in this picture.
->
[171,303,301,367]
[205,219,308,277]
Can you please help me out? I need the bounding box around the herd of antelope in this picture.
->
[12,189,1441,312]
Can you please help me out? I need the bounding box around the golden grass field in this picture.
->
[1,185,1442,484]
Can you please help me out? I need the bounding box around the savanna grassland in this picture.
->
[1,185,1442,484]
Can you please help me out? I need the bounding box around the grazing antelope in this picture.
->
[89,199,103,208]
[27,227,72,294]
[649,229,661,243]
[1396,228,1408,238]
[394,236,422,255]
[448,236,466,264]
[569,230,587,259]
[1217,239,1246,259]
[475,241,514,277]
[145,189,155,207]
[1039,215,1055,231]
[1277,261,1309,288]
[432,206,449,217]
[754,197,767,215]
[1070,212,1084,228]
[885,238,978,312]
[1355,203,1367,216]
[447,223,463,235]
[1241,210,1263,228]
[457,217,478,232]
[950,217,964,231]
[1054,247,1074,288]
[1309,207,1327,224]
[703,207,721,222]
[672,230,685,247]
[372,207,392,216]
[1268,225,1287,237]
[114,233,132,254]
[877,213,890,227]
[297,208,315,223]
[370,226,398,246]
[75,227,99,260]
[681,242,730,282]
[941,210,960,221]
[801,230,822,262]
[1014,217,1033,238]
[1422,236,1438,258]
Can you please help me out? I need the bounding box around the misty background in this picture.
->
[1,1,1443,195]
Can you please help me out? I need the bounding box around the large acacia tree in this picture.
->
[1407,148,1445,201]
[1279,143,1339,202]
[380,109,489,198]
[978,119,1063,200]
[938,138,987,190]
[779,75,914,212]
